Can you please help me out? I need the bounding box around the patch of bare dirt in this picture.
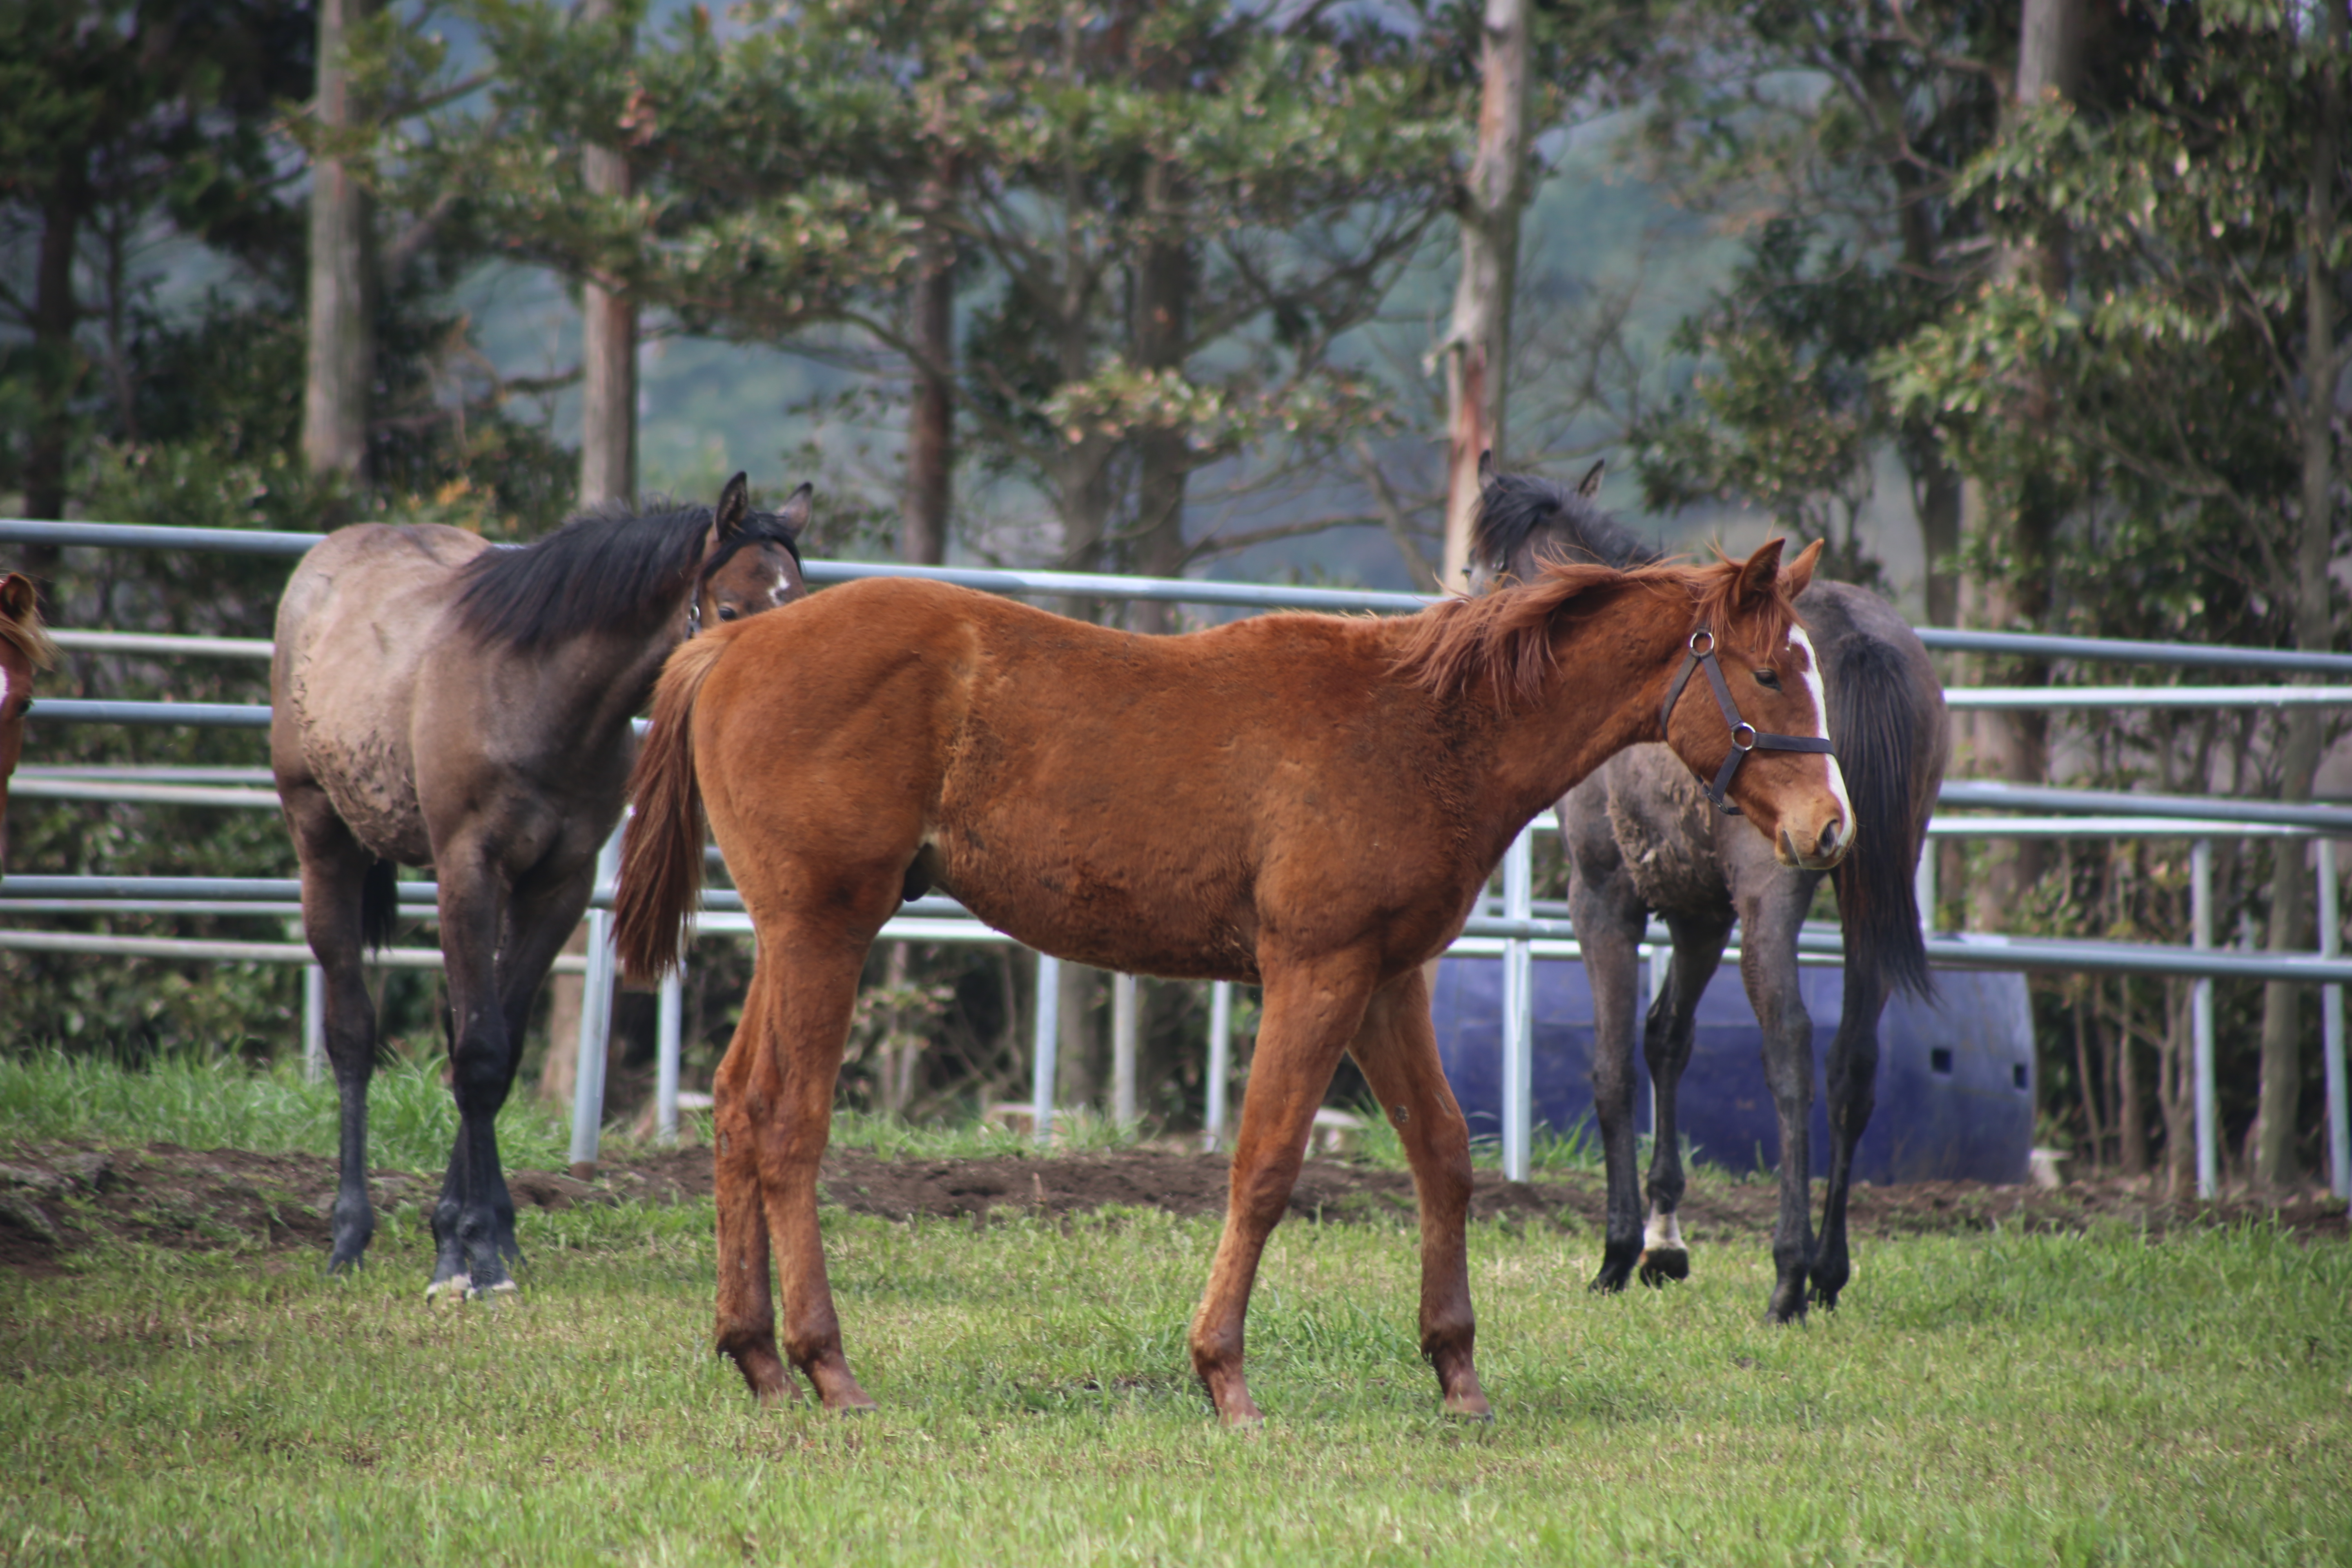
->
[1,1139,2341,1276]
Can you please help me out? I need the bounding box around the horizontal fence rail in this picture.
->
[14,514,2352,673]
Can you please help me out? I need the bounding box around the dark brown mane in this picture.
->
[1393,555,1797,711]
[0,590,57,670]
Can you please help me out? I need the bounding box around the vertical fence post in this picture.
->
[569,826,624,1178]
[1205,980,1233,1153]
[303,962,325,1085]
[1031,951,1060,1146]
[655,966,683,1146]
[1111,972,1138,1126]
[1916,842,1937,933]
[2192,837,2217,1198]
[1501,824,1534,1183]
[2321,838,2349,1200]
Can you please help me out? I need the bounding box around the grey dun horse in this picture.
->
[273,475,809,1296]
[1469,458,1947,1322]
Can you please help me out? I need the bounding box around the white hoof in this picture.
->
[425,1274,471,1303]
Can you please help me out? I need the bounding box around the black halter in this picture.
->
[1659,628,1834,816]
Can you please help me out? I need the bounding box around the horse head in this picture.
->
[0,570,57,873]
[694,473,811,634]
[1664,538,1852,871]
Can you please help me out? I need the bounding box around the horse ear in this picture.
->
[774,482,813,537]
[0,573,31,619]
[1477,450,1496,491]
[1577,459,1605,499]
[714,473,750,542]
[1782,537,1824,599]
[1734,537,1789,606]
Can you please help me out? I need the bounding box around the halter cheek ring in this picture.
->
[1659,628,1834,815]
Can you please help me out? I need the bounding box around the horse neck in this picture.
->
[1459,587,1689,852]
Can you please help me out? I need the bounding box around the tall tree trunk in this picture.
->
[17,145,89,611]
[901,101,957,569]
[2254,6,2345,1189]
[303,0,374,483]
[1961,0,2087,932]
[577,0,637,507]
[1131,160,1191,637]
[1438,0,1530,591]
[545,0,638,1109]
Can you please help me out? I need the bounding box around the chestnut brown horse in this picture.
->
[0,571,58,873]
[615,541,1849,1425]
[274,474,808,1297]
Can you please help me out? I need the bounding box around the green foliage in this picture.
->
[1,1209,2345,1564]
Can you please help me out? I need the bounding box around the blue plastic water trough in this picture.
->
[1429,955,2035,1185]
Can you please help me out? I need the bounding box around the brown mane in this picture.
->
[0,582,58,670]
[1392,554,1798,712]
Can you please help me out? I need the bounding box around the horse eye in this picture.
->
[1753,669,1782,691]
[717,606,739,622]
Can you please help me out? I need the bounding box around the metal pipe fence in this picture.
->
[5,515,2350,1192]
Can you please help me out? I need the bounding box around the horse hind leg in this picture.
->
[1638,912,1733,1287]
[711,972,793,1403]
[742,917,879,1411]
[1347,967,1488,1420]
[1810,962,1886,1311]
[425,849,532,1300]
[1738,874,1822,1325]
[286,786,383,1273]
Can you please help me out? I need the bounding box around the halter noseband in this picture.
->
[1658,628,1834,816]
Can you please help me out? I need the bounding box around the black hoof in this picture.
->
[1588,1265,1633,1295]
[1637,1247,1690,1287]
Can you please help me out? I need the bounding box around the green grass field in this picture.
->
[3,1053,2348,1565]
[2,1190,2346,1564]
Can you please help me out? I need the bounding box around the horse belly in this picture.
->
[934,827,1259,983]
[1605,746,1730,914]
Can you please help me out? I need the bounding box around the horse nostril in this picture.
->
[1820,817,1843,856]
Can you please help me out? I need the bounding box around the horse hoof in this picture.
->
[425,1274,470,1304]
[1637,1247,1690,1286]
[468,1278,520,1304]
[1443,1394,1495,1423]
[1587,1267,1632,1295]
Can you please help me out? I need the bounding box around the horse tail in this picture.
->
[616,635,730,983]
[1826,636,1938,1000]
[360,859,398,953]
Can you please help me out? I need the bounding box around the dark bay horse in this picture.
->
[1,571,58,872]
[273,475,809,1297]
[1468,459,1946,1323]
[615,543,1850,1424]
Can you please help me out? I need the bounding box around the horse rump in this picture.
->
[1826,636,1936,999]
[615,634,731,983]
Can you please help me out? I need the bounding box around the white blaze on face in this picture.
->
[1786,626,1853,827]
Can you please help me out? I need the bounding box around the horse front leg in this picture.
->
[1638,912,1733,1286]
[1347,966,1488,1419]
[428,855,520,1299]
[1737,873,1822,1324]
[1567,855,1648,1294]
[1189,950,1375,1425]
[1811,961,1885,1311]
[483,860,598,1272]
[287,790,381,1274]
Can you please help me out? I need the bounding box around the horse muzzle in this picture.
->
[1777,811,1853,872]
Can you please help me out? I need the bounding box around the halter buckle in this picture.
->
[1731,721,1757,752]
[1686,629,1715,656]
